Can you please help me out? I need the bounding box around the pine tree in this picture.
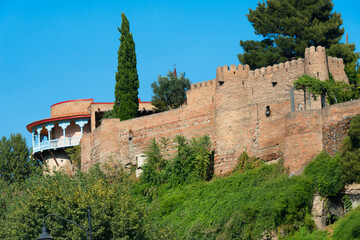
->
[151,71,191,112]
[113,13,139,120]
[238,0,347,69]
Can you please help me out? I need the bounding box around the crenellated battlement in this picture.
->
[328,56,344,65]
[305,45,326,54]
[248,58,305,78]
[216,64,250,74]
[187,79,216,107]
[190,79,216,89]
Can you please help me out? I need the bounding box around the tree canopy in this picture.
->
[0,133,41,184]
[238,0,348,69]
[113,13,139,120]
[151,71,191,112]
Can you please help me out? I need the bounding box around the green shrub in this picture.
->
[139,135,214,199]
[0,164,147,240]
[147,163,315,239]
[304,152,344,197]
[281,226,329,240]
[232,151,264,173]
[333,207,360,240]
[340,115,360,183]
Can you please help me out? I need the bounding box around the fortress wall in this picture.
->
[284,99,360,174]
[247,59,307,162]
[186,79,216,107]
[80,133,92,170]
[328,56,349,82]
[322,100,360,155]
[82,102,215,168]
[284,109,324,174]
[304,46,329,81]
[90,103,113,131]
[214,65,250,174]
[216,64,250,84]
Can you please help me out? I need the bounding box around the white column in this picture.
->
[75,119,89,138]
[31,129,35,152]
[59,121,70,146]
[36,126,42,145]
[45,124,54,148]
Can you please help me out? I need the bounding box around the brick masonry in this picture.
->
[81,46,359,175]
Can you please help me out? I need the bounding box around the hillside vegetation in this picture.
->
[2,117,360,239]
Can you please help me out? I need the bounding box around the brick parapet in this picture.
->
[187,79,216,107]
[51,99,93,118]
[327,56,348,82]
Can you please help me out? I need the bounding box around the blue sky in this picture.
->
[1,0,360,146]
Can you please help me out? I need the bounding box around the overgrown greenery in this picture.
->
[3,115,360,239]
[238,0,354,70]
[147,163,315,239]
[65,145,81,168]
[138,135,214,200]
[294,74,359,108]
[151,71,191,112]
[0,165,147,239]
[0,133,41,184]
[113,12,139,120]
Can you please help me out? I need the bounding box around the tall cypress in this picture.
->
[114,13,139,120]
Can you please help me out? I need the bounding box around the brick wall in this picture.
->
[80,46,357,176]
[81,101,215,170]
[51,99,93,118]
[322,116,351,156]
[284,100,360,174]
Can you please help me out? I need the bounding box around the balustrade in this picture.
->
[32,118,89,153]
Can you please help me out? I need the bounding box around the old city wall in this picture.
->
[81,80,216,170]
[284,99,360,174]
[214,56,317,173]
[81,46,352,175]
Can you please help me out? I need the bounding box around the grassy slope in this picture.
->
[147,163,315,239]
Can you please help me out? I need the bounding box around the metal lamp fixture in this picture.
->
[38,206,93,240]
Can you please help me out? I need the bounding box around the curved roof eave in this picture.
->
[26,114,91,133]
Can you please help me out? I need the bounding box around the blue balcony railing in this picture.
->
[33,137,82,153]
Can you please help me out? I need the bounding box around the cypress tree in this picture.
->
[113,13,139,120]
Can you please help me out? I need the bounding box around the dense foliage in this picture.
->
[147,163,315,239]
[294,74,358,108]
[304,152,344,197]
[340,114,360,183]
[238,0,350,69]
[151,71,191,112]
[0,165,147,239]
[138,135,214,199]
[3,116,360,239]
[0,133,41,184]
[113,13,139,120]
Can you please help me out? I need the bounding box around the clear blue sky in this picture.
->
[1,0,360,146]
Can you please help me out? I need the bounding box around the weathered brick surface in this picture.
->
[284,100,360,174]
[80,46,358,175]
[51,99,94,118]
[82,101,215,171]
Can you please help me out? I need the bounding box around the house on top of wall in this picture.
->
[26,98,153,174]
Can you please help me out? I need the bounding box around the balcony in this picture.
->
[33,137,82,153]
[30,118,90,154]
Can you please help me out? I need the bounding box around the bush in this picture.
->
[139,135,214,199]
[232,151,264,173]
[147,163,315,239]
[332,207,360,240]
[0,165,147,239]
[281,226,329,240]
[304,152,344,197]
